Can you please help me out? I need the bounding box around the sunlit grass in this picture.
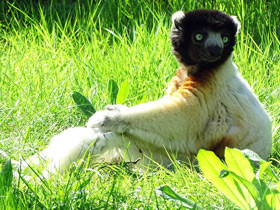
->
[0,0,279,209]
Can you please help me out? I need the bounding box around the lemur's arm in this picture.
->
[87,93,203,146]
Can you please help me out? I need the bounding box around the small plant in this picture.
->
[72,79,134,117]
[197,148,280,210]
[155,185,203,209]
[72,91,96,117]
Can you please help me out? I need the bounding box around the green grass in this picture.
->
[0,0,279,209]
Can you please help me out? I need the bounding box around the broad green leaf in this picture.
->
[116,81,130,104]
[227,171,260,208]
[72,92,96,117]
[197,149,249,210]
[108,79,119,104]
[265,193,280,209]
[155,185,203,209]
[253,178,272,202]
[225,148,255,182]
[260,163,280,182]
[277,182,280,192]
[241,149,263,162]
[257,161,271,180]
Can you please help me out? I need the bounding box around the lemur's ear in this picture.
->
[230,16,241,33]
[171,11,185,30]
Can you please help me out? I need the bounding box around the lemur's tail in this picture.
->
[1,127,142,179]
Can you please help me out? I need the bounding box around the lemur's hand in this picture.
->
[86,105,128,133]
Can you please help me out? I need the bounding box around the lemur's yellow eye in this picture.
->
[195,33,204,41]
[222,36,229,44]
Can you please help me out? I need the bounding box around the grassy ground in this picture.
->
[0,0,279,209]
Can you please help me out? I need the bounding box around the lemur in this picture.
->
[3,9,272,174]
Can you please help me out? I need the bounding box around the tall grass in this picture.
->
[0,0,279,209]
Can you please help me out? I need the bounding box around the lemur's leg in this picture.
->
[1,127,142,177]
[27,127,142,174]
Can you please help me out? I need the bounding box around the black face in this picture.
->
[188,29,231,63]
[171,10,239,72]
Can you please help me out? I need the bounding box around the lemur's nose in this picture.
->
[208,45,223,57]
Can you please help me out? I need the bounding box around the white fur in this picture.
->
[230,16,241,33]
[22,127,142,174]
[23,56,271,174]
[172,11,185,24]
